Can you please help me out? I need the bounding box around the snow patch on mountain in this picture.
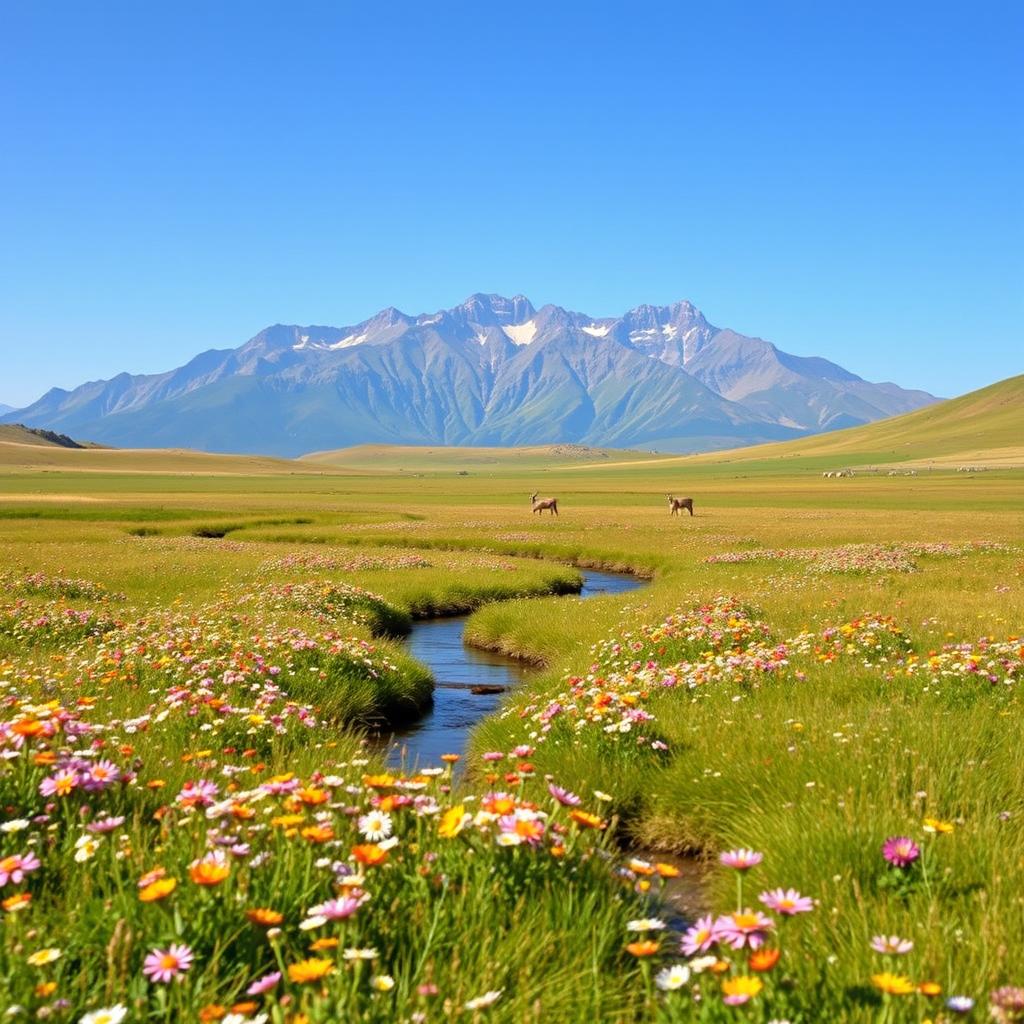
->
[502,320,537,346]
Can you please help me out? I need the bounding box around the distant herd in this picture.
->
[529,492,694,517]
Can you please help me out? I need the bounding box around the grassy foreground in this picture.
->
[0,401,1022,1022]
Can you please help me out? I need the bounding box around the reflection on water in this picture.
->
[383,569,647,768]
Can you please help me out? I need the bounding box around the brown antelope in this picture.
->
[667,494,694,517]
[530,492,558,516]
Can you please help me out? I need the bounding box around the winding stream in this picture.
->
[383,569,647,767]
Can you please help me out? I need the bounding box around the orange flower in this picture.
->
[569,810,605,830]
[301,825,335,844]
[440,753,460,763]
[550,845,566,858]
[271,814,306,829]
[231,1003,259,1016]
[146,779,166,789]
[749,948,781,972]
[35,982,57,998]
[198,1006,226,1022]
[626,940,660,957]
[628,859,656,876]
[189,859,230,886]
[231,803,256,820]
[918,981,942,996]
[352,844,388,866]
[656,863,681,878]
[32,751,57,766]
[2,892,32,912]
[287,958,334,984]
[139,878,177,902]
[298,787,328,805]
[481,795,516,816]
[246,908,284,926]
[309,937,339,951]
[362,773,395,789]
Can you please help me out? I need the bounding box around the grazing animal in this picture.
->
[667,494,694,516]
[530,492,558,516]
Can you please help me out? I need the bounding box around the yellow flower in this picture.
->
[722,975,763,1002]
[872,972,915,996]
[189,860,230,886]
[438,805,467,839]
[287,958,334,984]
[922,817,955,834]
[139,877,177,902]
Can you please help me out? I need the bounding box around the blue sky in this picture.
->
[1,0,1020,407]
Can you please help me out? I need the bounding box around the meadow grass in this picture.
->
[0,439,1021,1021]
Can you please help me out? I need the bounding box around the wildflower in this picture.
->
[946,995,975,1014]
[351,844,388,866]
[626,918,667,932]
[245,971,281,996]
[371,975,395,992]
[143,943,194,983]
[139,878,177,902]
[83,759,121,791]
[0,819,30,833]
[74,835,102,863]
[0,851,41,886]
[189,854,230,886]
[918,981,942,996]
[626,940,660,957]
[308,896,364,920]
[548,783,581,806]
[358,810,393,841]
[438,805,468,838]
[681,915,718,956]
[2,892,31,912]
[287,958,334,983]
[719,848,763,871]
[923,817,955,834]
[27,947,62,966]
[882,836,920,867]
[569,810,605,829]
[714,910,775,950]
[301,825,334,843]
[245,908,283,926]
[871,935,913,955]
[79,1008,128,1024]
[759,888,814,915]
[343,947,378,960]
[656,862,681,878]
[655,964,691,991]
[464,990,503,1010]
[990,987,1024,1023]
[722,975,763,1005]
[749,948,781,972]
[440,753,460,763]
[871,973,915,995]
[689,955,719,974]
[39,768,79,797]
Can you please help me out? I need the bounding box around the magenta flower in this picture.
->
[481,752,504,762]
[246,969,282,996]
[86,815,126,834]
[82,759,121,791]
[714,909,775,950]
[0,851,41,886]
[308,896,364,920]
[759,887,814,915]
[882,836,920,867]
[143,943,194,983]
[547,783,582,807]
[719,848,763,871]
[680,914,719,956]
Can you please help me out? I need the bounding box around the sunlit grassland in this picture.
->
[0,431,1021,1021]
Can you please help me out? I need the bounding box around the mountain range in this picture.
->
[1,295,939,455]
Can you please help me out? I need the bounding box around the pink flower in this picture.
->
[246,969,282,996]
[0,852,41,886]
[714,909,775,950]
[870,934,913,955]
[308,896,364,920]
[719,848,763,871]
[680,914,718,956]
[547,783,581,806]
[39,769,79,798]
[143,943,194,983]
[759,887,814,915]
[481,752,504,762]
[882,836,920,867]
[82,759,121,791]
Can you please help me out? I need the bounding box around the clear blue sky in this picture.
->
[1,0,1020,407]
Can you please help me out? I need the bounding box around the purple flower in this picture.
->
[882,836,920,867]
[547,783,581,807]
[946,995,975,1014]
[308,896,364,920]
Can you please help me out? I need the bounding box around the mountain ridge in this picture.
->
[2,294,939,456]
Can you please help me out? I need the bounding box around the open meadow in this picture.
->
[0,383,1022,1023]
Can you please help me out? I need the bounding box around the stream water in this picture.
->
[382,569,647,768]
